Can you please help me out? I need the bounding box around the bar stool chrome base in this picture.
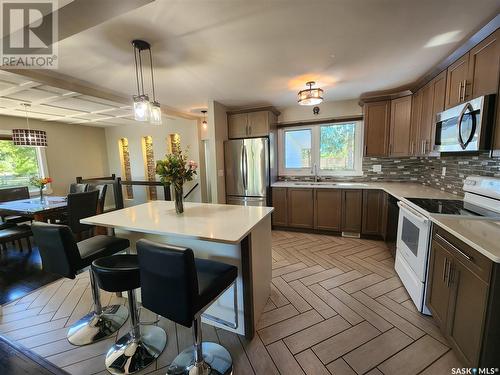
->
[67,304,128,346]
[167,342,233,375]
[105,325,166,375]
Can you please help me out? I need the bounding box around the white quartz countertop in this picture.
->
[81,201,273,244]
[430,216,500,263]
[272,181,457,200]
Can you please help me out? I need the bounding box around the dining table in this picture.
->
[0,196,67,222]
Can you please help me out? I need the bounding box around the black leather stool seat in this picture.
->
[138,240,238,328]
[195,258,238,312]
[78,236,131,267]
[92,255,140,293]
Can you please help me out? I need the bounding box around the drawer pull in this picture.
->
[435,233,472,261]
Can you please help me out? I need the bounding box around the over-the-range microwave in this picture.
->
[434,94,496,153]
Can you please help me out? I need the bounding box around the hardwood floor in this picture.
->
[0,243,60,305]
[0,230,463,374]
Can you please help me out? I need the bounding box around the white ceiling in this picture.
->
[50,0,499,113]
[0,70,146,127]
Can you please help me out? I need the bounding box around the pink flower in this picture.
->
[188,160,198,170]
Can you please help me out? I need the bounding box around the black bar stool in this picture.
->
[92,254,166,375]
[137,239,237,375]
[31,222,130,346]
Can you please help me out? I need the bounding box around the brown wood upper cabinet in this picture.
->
[363,100,390,157]
[467,29,500,99]
[271,187,288,227]
[445,53,469,109]
[444,29,500,109]
[342,189,362,233]
[287,188,314,229]
[227,110,277,139]
[361,190,385,236]
[314,189,342,231]
[409,89,422,156]
[389,96,412,156]
[410,71,447,156]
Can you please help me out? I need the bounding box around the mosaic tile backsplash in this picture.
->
[279,153,500,196]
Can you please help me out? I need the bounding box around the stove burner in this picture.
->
[405,198,481,216]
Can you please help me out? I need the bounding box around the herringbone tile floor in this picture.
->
[0,231,462,374]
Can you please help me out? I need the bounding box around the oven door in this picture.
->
[396,202,431,281]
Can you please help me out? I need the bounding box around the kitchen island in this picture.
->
[82,201,273,338]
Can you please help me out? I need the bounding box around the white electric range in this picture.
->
[395,176,500,315]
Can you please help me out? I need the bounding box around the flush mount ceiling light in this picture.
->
[12,104,47,147]
[297,81,324,106]
[132,39,162,124]
[201,110,207,130]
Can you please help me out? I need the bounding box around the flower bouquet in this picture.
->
[30,176,52,202]
[156,146,197,214]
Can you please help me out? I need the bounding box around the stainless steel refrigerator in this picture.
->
[224,137,269,206]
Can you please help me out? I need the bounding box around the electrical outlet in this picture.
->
[442,167,446,176]
[372,164,382,172]
[218,169,224,177]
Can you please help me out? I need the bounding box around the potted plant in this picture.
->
[156,145,197,214]
[30,176,52,202]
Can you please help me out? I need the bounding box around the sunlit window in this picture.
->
[0,136,46,189]
[279,122,362,176]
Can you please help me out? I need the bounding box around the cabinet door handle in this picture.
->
[442,258,448,282]
[458,81,462,102]
[447,264,455,288]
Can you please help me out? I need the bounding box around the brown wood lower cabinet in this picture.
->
[271,187,287,227]
[427,226,500,367]
[361,190,386,236]
[287,188,314,229]
[341,189,362,233]
[272,187,387,238]
[314,189,342,231]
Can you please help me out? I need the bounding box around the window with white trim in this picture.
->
[279,121,363,176]
[0,134,50,192]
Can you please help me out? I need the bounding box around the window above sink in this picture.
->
[278,121,363,177]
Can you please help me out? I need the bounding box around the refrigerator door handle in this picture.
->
[243,144,248,190]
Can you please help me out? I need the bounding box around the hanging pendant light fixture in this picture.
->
[131,39,162,124]
[12,104,47,147]
[201,110,207,130]
[297,81,324,106]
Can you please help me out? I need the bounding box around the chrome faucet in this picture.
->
[313,163,320,182]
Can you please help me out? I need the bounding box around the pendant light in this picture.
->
[131,39,162,124]
[297,81,324,106]
[201,110,207,130]
[12,103,47,147]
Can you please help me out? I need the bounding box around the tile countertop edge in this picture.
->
[82,202,274,245]
[429,216,500,263]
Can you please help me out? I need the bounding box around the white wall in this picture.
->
[207,100,228,204]
[105,116,201,206]
[0,115,109,195]
[278,99,362,123]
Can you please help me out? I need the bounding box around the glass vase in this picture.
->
[174,183,184,214]
[39,186,44,203]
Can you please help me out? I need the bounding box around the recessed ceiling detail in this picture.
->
[0,70,138,127]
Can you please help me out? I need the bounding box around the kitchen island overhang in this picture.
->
[81,201,273,339]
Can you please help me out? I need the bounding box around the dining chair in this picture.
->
[88,184,108,214]
[0,186,30,225]
[69,183,89,194]
[61,190,99,240]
